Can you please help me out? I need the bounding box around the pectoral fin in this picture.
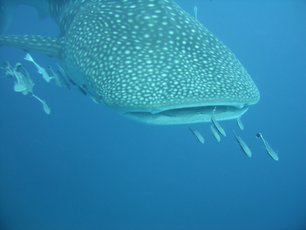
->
[0,35,64,58]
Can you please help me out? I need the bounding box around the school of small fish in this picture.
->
[1,57,51,114]
[188,113,279,162]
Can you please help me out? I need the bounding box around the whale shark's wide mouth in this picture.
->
[124,104,249,125]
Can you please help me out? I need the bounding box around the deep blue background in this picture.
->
[0,1,305,230]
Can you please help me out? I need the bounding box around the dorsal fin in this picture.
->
[0,35,64,57]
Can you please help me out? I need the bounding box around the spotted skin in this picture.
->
[0,0,260,124]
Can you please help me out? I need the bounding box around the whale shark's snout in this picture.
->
[107,44,260,125]
[117,62,259,124]
[118,52,260,125]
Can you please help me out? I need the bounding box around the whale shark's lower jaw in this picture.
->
[124,103,250,125]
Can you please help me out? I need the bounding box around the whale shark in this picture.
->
[0,0,260,125]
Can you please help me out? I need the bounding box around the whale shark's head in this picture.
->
[0,0,260,125]
[63,1,259,124]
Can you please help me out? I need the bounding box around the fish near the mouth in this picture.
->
[189,127,205,144]
[237,117,244,131]
[234,132,252,158]
[211,108,227,137]
[0,0,260,125]
[256,132,279,161]
[210,125,221,142]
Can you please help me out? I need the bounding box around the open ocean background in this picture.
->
[0,1,305,230]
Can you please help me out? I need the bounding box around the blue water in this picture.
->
[0,1,305,230]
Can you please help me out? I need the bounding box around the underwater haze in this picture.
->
[0,0,306,230]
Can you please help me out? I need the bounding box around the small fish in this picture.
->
[2,60,50,114]
[90,96,101,104]
[12,63,34,95]
[78,85,87,96]
[55,69,71,89]
[24,53,53,83]
[211,108,226,137]
[256,132,279,161]
[47,65,64,88]
[237,117,244,130]
[68,78,77,86]
[234,132,252,158]
[210,125,221,142]
[1,61,15,78]
[58,75,71,89]
[32,94,51,115]
[189,127,205,144]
